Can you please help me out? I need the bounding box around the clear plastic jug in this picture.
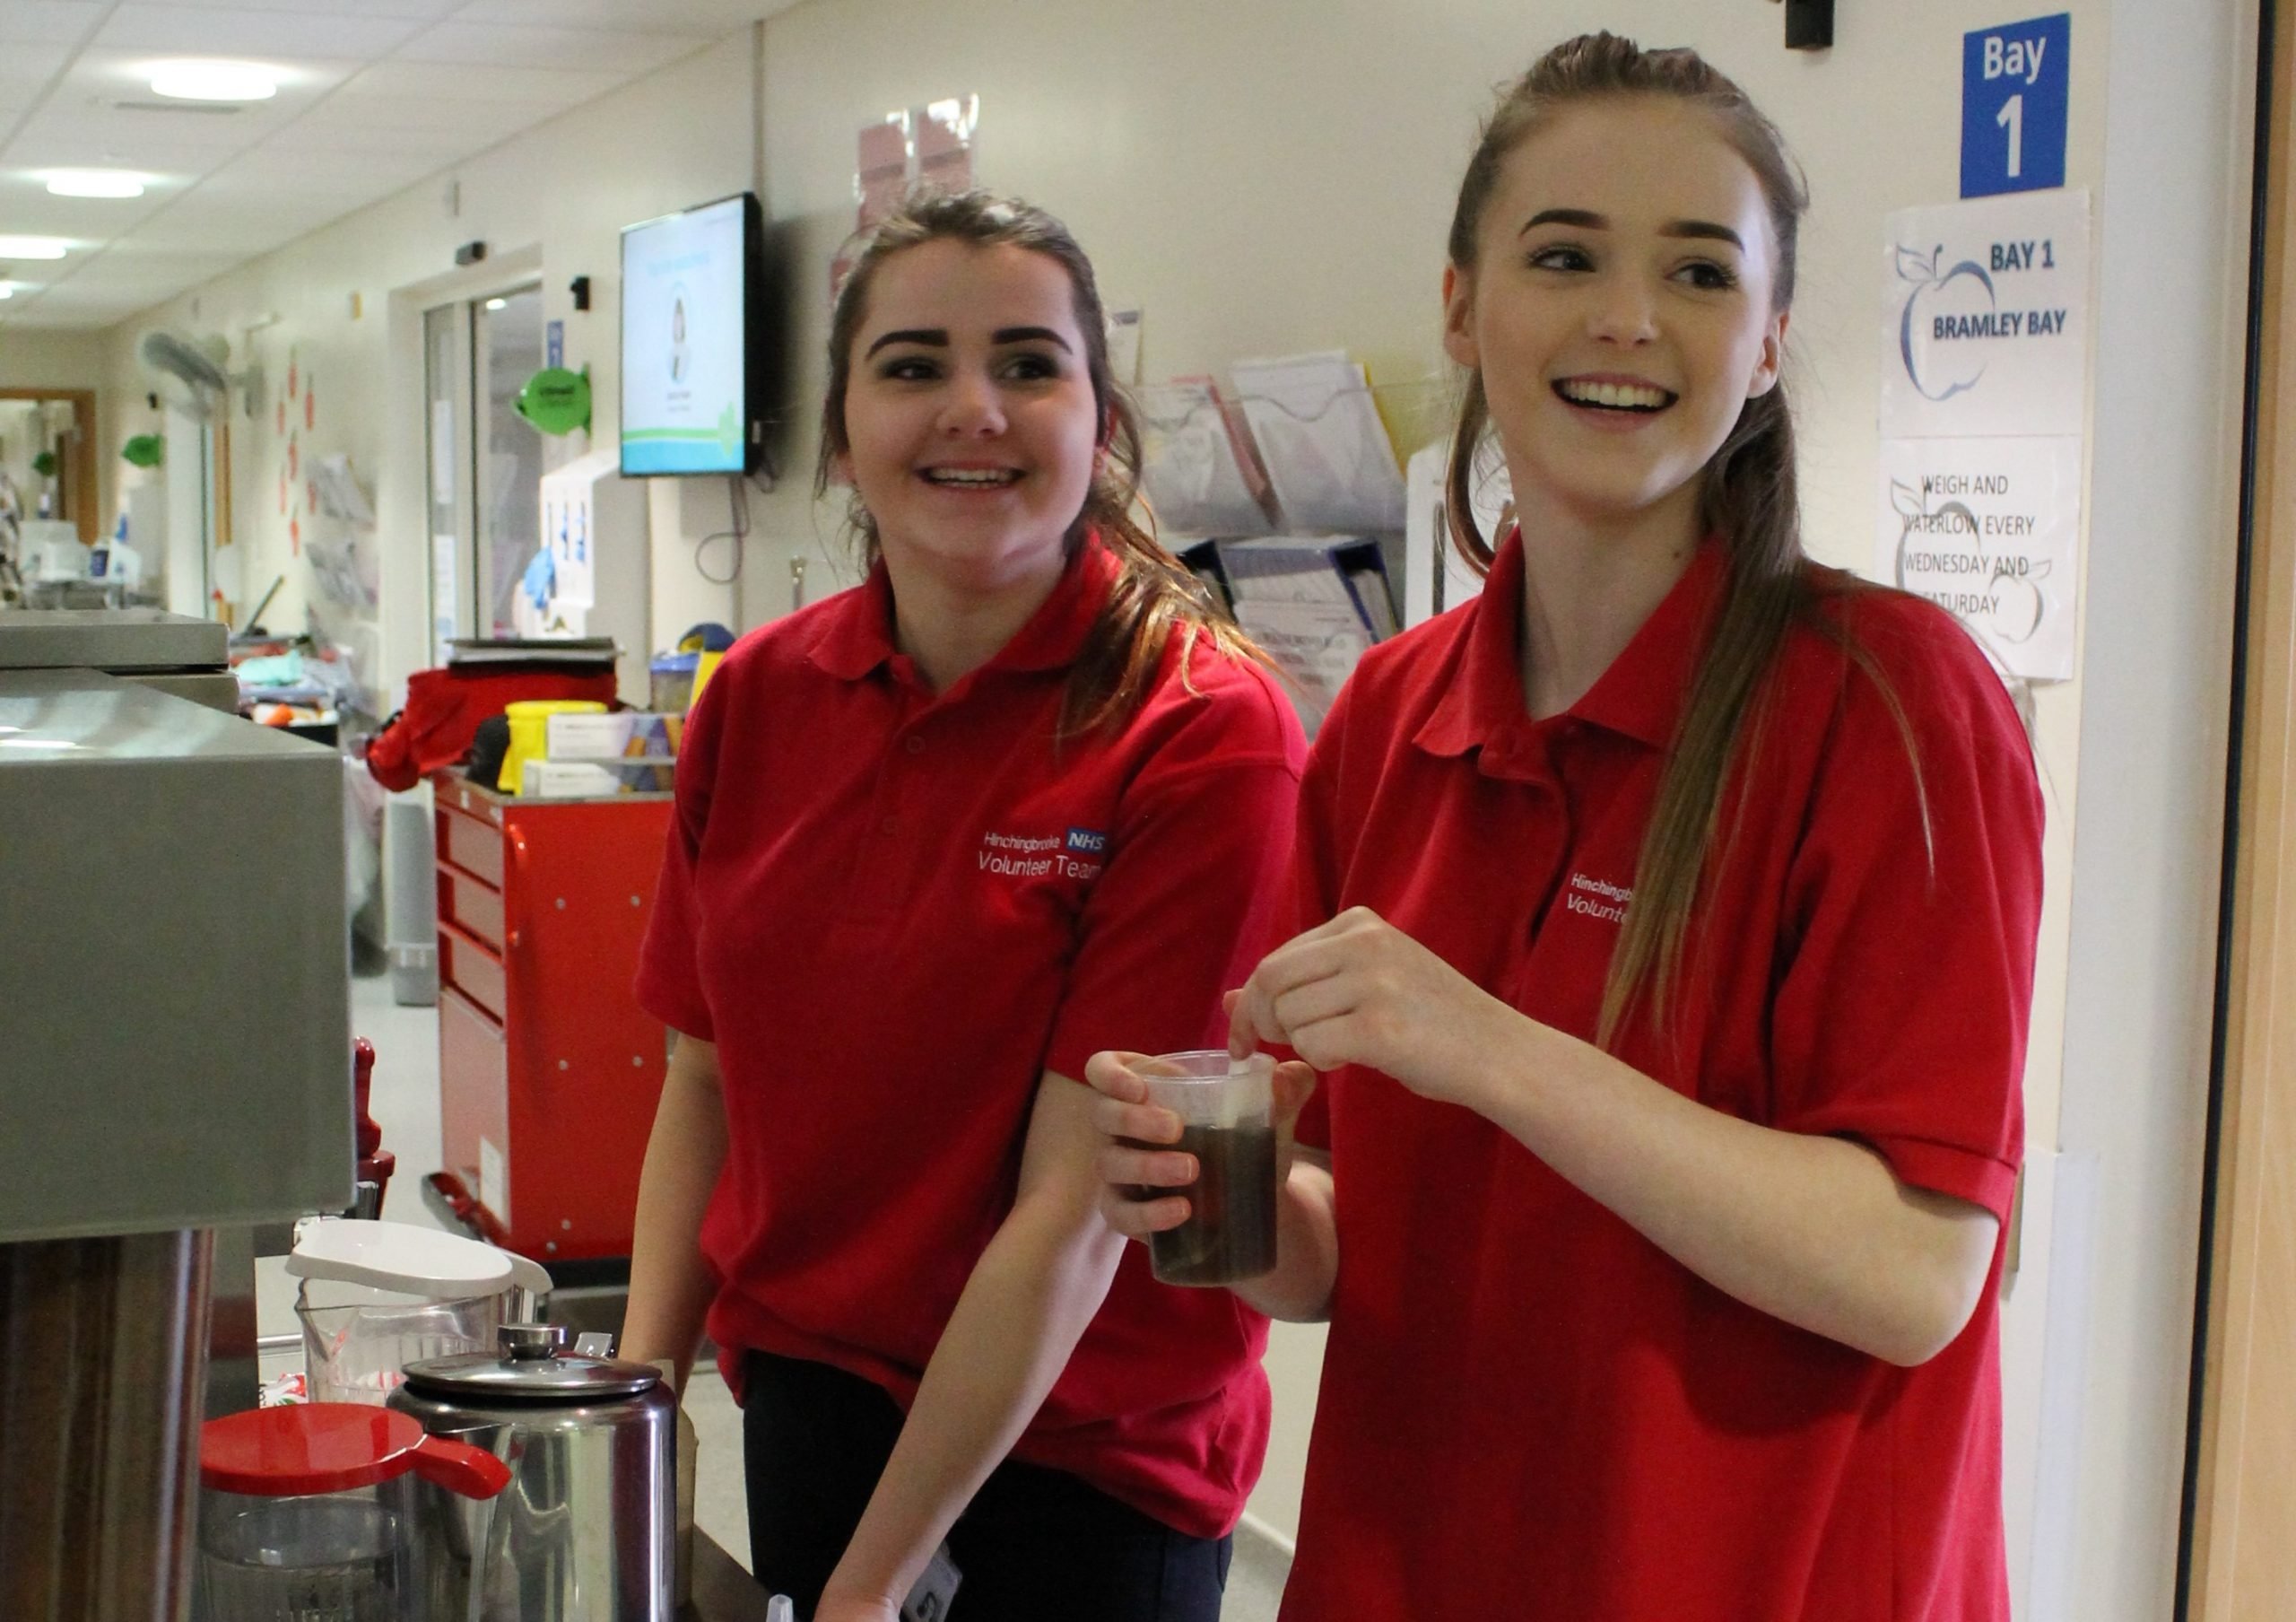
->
[290,1219,552,1406]
[198,1404,509,1622]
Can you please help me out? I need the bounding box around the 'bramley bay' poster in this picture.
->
[1876,188,2090,683]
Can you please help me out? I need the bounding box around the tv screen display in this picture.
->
[620,192,761,475]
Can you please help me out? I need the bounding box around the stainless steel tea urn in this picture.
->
[389,1322,674,1620]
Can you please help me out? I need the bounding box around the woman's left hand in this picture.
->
[1228,907,1520,1106]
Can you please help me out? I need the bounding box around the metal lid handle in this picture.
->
[499,1321,570,1359]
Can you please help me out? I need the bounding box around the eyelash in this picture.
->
[1525,244,1740,292]
[874,353,1065,382]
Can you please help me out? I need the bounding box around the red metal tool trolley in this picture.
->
[426,771,673,1265]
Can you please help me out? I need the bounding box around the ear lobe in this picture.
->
[1441,264,1479,371]
[1746,309,1789,400]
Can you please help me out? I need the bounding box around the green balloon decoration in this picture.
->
[122,434,164,469]
[516,366,592,436]
[30,450,57,477]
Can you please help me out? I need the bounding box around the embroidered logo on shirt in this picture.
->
[1562,871,1632,925]
[978,829,1104,881]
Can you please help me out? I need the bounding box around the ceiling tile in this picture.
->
[449,0,791,33]
[126,0,456,15]
[0,181,173,237]
[123,202,312,253]
[0,40,71,80]
[266,102,475,156]
[3,104,267,168]
[92,4,429,58]
[341,58,626,105]
[393,22,705,76]
[0,3,107,48]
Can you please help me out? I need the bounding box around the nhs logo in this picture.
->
[1065,827,1109,856]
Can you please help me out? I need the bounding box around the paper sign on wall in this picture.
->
[1878,436,2079,682]
[1881,189,2089,440]
[1877,189,2091,684]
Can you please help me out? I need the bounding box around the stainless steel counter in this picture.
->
[0,666,352,1241]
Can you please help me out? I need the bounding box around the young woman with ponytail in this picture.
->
[1092,35,2041,1620]
[623,191,1302,1622]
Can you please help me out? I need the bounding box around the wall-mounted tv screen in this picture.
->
[620,192,764,476]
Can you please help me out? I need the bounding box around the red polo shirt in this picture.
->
[636,537,1304,1538]
[1281,533,2041,1620]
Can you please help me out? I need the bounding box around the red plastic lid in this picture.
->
[200,1405,435,1496]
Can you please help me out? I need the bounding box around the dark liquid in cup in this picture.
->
[1148,1123,1279,1286]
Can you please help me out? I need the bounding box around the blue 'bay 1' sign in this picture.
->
[1962,13,2070,197]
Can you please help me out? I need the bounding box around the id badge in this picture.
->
[900,1542,962,1622]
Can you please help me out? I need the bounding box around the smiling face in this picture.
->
[1444,95,1788,540]
[834,238,1103,594]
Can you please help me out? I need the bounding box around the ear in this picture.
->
[1745,307,1789,399]
[828,444,855,488]
[1441,263,1479,371]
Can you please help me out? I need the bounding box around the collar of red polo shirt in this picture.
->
[804,532,1126,685]
[1415,527,1728,767]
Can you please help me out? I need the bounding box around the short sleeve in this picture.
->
[633,668,729,1042]
[1041,665,1305,1080]
[1766,609,2044,1221]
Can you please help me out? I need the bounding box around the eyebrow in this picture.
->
[1520,207,1745,250]
[863,325,1075,358]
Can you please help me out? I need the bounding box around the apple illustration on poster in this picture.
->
[1894,245,1997,404]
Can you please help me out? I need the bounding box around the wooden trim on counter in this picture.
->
[2188,5,2296,1617]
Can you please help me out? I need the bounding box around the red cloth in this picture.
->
[636,537,1305,1539]
[1278,533,2041,1621]
[364,664,617,791]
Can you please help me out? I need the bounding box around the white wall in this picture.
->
[97,31,758,702]
[0,327,106,390]
[2048,0,2256,1615]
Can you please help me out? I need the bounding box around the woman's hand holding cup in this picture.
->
[1085,1044,1319,1286]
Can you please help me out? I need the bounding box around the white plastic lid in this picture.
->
[287,1217,552,1299]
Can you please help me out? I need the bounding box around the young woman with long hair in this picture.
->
[623,190,1303,1622]
[1092,35,2042,1619]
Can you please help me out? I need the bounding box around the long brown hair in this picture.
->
[1441,34,1926,1047]
[817,189,1261,736]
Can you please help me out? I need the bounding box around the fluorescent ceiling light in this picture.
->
[0,237,70,259]
[0,285,13,300]
[484,298,506,310]
[45,170,147,199]
[149,62,279,102]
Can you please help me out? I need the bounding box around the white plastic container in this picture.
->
[290,1218,552,1406]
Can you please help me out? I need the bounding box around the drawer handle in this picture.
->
[505,827,532,949]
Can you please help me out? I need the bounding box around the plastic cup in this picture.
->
[1135,1051,1279,1287]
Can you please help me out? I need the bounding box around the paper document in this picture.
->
[1231,352,1406,535]
[1138,378,1273,537]
[1403,440,1500,625]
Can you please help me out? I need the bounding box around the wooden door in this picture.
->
[2187,8,2296,1617]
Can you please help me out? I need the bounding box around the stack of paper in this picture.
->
[1231,352,1407,536]
[1137,377,1274,537]
[1216,536,1398,737]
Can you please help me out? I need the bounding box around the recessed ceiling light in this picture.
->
[45,170,147,199]
[0,285,13,300]
[484,298,507,310]
[148,62,279,102]
[0,237,71,259]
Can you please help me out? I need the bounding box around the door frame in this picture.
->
[0,387,97,543]
[2184,1,2296,1614]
